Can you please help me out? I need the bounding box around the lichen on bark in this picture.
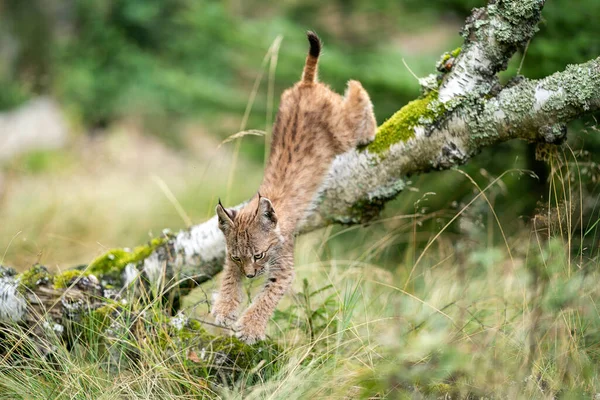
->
[53,269,90,289]
[17,264,52,291]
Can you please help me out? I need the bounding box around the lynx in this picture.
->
[213,32,377,344]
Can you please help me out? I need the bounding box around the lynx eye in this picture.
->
[253,252,266,261]
[230,255,241,263]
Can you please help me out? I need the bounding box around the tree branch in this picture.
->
[438,0,545,102]
[165,55,597,292]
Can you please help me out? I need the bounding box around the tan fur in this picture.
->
[213,32,376,344]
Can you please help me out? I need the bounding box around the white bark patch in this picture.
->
[174,216,226,265]
[325,150,378,205]
[438,44,491,103]
[0,277,26,322]
[123,263,139,287]
[493,109,506,121]
[534,85,563,111]
[413,126,426,138]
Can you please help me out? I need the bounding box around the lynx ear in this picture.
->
[216,200,236,233]
[257,196,277,227]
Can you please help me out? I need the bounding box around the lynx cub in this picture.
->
[213,32,377,344]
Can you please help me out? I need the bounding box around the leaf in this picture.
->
[188,350,201,363]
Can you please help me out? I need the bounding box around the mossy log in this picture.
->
[0,265,280,383]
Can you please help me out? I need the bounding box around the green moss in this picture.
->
[450,47,462,58]
[176,318,211,341]
[93,304,118,319]
[365,91,447,155]
[202,335,282,382]
[437,47,462,73]
[88,237,167,278]
[17,264,51,290]
[53,270,89,289]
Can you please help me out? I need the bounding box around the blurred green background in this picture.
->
[2,1,600,397]
[0,0,598,269]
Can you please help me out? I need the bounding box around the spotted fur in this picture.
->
[213,31,377,344]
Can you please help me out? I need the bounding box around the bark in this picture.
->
[1,0,599,326]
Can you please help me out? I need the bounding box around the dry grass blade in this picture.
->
[217,129,266,149]
[455,168,514,267]
[265,36,283,166]
[1,231,21,265]
[152,175,193,227]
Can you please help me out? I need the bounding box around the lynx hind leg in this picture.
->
[342,80,377,147]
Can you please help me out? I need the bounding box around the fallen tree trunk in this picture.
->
[0,265,280,385]
[0,0,598,362]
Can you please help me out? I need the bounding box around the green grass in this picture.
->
[2,143,600,398]
[2,227,600,398]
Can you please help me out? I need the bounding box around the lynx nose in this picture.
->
[246,272,256,278]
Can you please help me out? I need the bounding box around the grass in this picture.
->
[2,144,600,398]
[2,223,600,398]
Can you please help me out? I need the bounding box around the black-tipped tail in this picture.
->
[306,31,321,58]
[302,31,321,83]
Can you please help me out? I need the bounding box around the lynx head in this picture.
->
[216,195,283,279]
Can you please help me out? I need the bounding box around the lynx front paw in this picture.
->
[213,312,237,327]
[235,314,267,345]
[211,303,238,327]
